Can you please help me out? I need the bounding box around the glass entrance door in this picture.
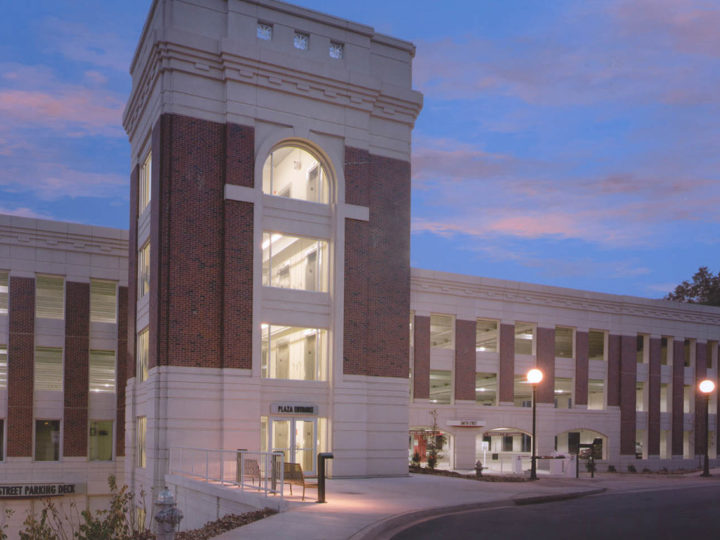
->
[269,417,317,474]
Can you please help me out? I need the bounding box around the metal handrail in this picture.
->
[169,447,285,497]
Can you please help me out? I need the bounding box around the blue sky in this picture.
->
[1,0,718,298]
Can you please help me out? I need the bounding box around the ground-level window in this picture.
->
[262,233,328,292]
[89,420,113,461]
[429,370,452,404]
[261,325,327,381]
[35,420,60,461]
[137,417,146,468]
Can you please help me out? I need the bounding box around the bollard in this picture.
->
[317,452,334,503]
[154,487,183,540]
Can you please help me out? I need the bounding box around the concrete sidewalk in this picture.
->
[214,473,605,540]
[214,469,720,539]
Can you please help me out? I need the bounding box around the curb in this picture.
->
[349,488,606,540]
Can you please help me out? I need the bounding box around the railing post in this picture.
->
[205,451,209,482]
[220,450,224,486]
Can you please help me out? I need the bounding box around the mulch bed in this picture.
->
[175,508,277,540]
[409,465,530,482]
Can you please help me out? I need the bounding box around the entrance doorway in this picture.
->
[269,418,317,474]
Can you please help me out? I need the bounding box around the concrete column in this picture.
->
[453,429,478,470]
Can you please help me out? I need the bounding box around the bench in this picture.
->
[283,462,317,501]
[236,455,262,486]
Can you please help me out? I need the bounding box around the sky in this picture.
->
[1,0,718,299]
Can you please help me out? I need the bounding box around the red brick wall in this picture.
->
[671,340,685,456]
[498,324,514,403]
[116,286,128,457]
[619,335,637,455]
[127,164,138,379]
[536,327,555,404]
[574,331,589,406]
[223,201,254,369]
[64,282,90,457]
[694,342,707,453]
[454,319,476,401]
[225,123,254,187]
[647,337,661,456]
[413,315,430,399]
[151,114,228,369]
[607,334,621,407]
[343,218,369,375]
[343,148,411,378]
[7,277,35,457]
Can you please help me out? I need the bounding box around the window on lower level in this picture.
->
[36,275,64,319]
[555,327,573,358]
[0,272,7,315]
[35,347,63,391]
[515,323,535,356]
[35,420,60,461]
[554,378,573,409]
[476,320,498,352]
[429,370,451,404]
[138,243,150,299]
[476,373,497,406]
[137,328,149,382]
[430,315,454,349]
[636,382,646,412]
[261,325,327,381]
[90,280,117,323]
[89,420,113,461]
[513,375,532,407]
[660,383,670,412]
[683,385,693,413]
[262,233,328,292]
[90,350,116,393]
[588,379,605,410]
[0,346,6,389]
[137,417,146,468]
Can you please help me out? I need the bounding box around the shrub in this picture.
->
[627,464,637,473]
[607,465,616,472]
[411,452,421,467]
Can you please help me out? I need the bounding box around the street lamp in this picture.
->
[527,368,544,480]
[698,379,716,477]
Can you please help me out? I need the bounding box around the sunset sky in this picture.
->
[1,0,718,298]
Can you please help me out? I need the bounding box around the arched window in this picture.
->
[262,145,329,204]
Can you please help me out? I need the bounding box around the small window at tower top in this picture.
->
[262,146,329,204]
[329,42,344,59]
[257,23,273,40]
[294,31,309,50]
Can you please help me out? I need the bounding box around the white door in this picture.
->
[269,417,317,474]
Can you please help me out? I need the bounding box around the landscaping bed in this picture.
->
[409,465,530,482]
[175,508,277,540]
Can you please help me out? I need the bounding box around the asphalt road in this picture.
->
[393,483,720,540]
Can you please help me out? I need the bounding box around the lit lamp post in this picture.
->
[527,368,544,480]
[698,379,716,477]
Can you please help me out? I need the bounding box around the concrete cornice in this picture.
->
[411,268,720,327]
[0,216,128,258]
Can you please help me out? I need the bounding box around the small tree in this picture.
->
[425,409,446,470]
